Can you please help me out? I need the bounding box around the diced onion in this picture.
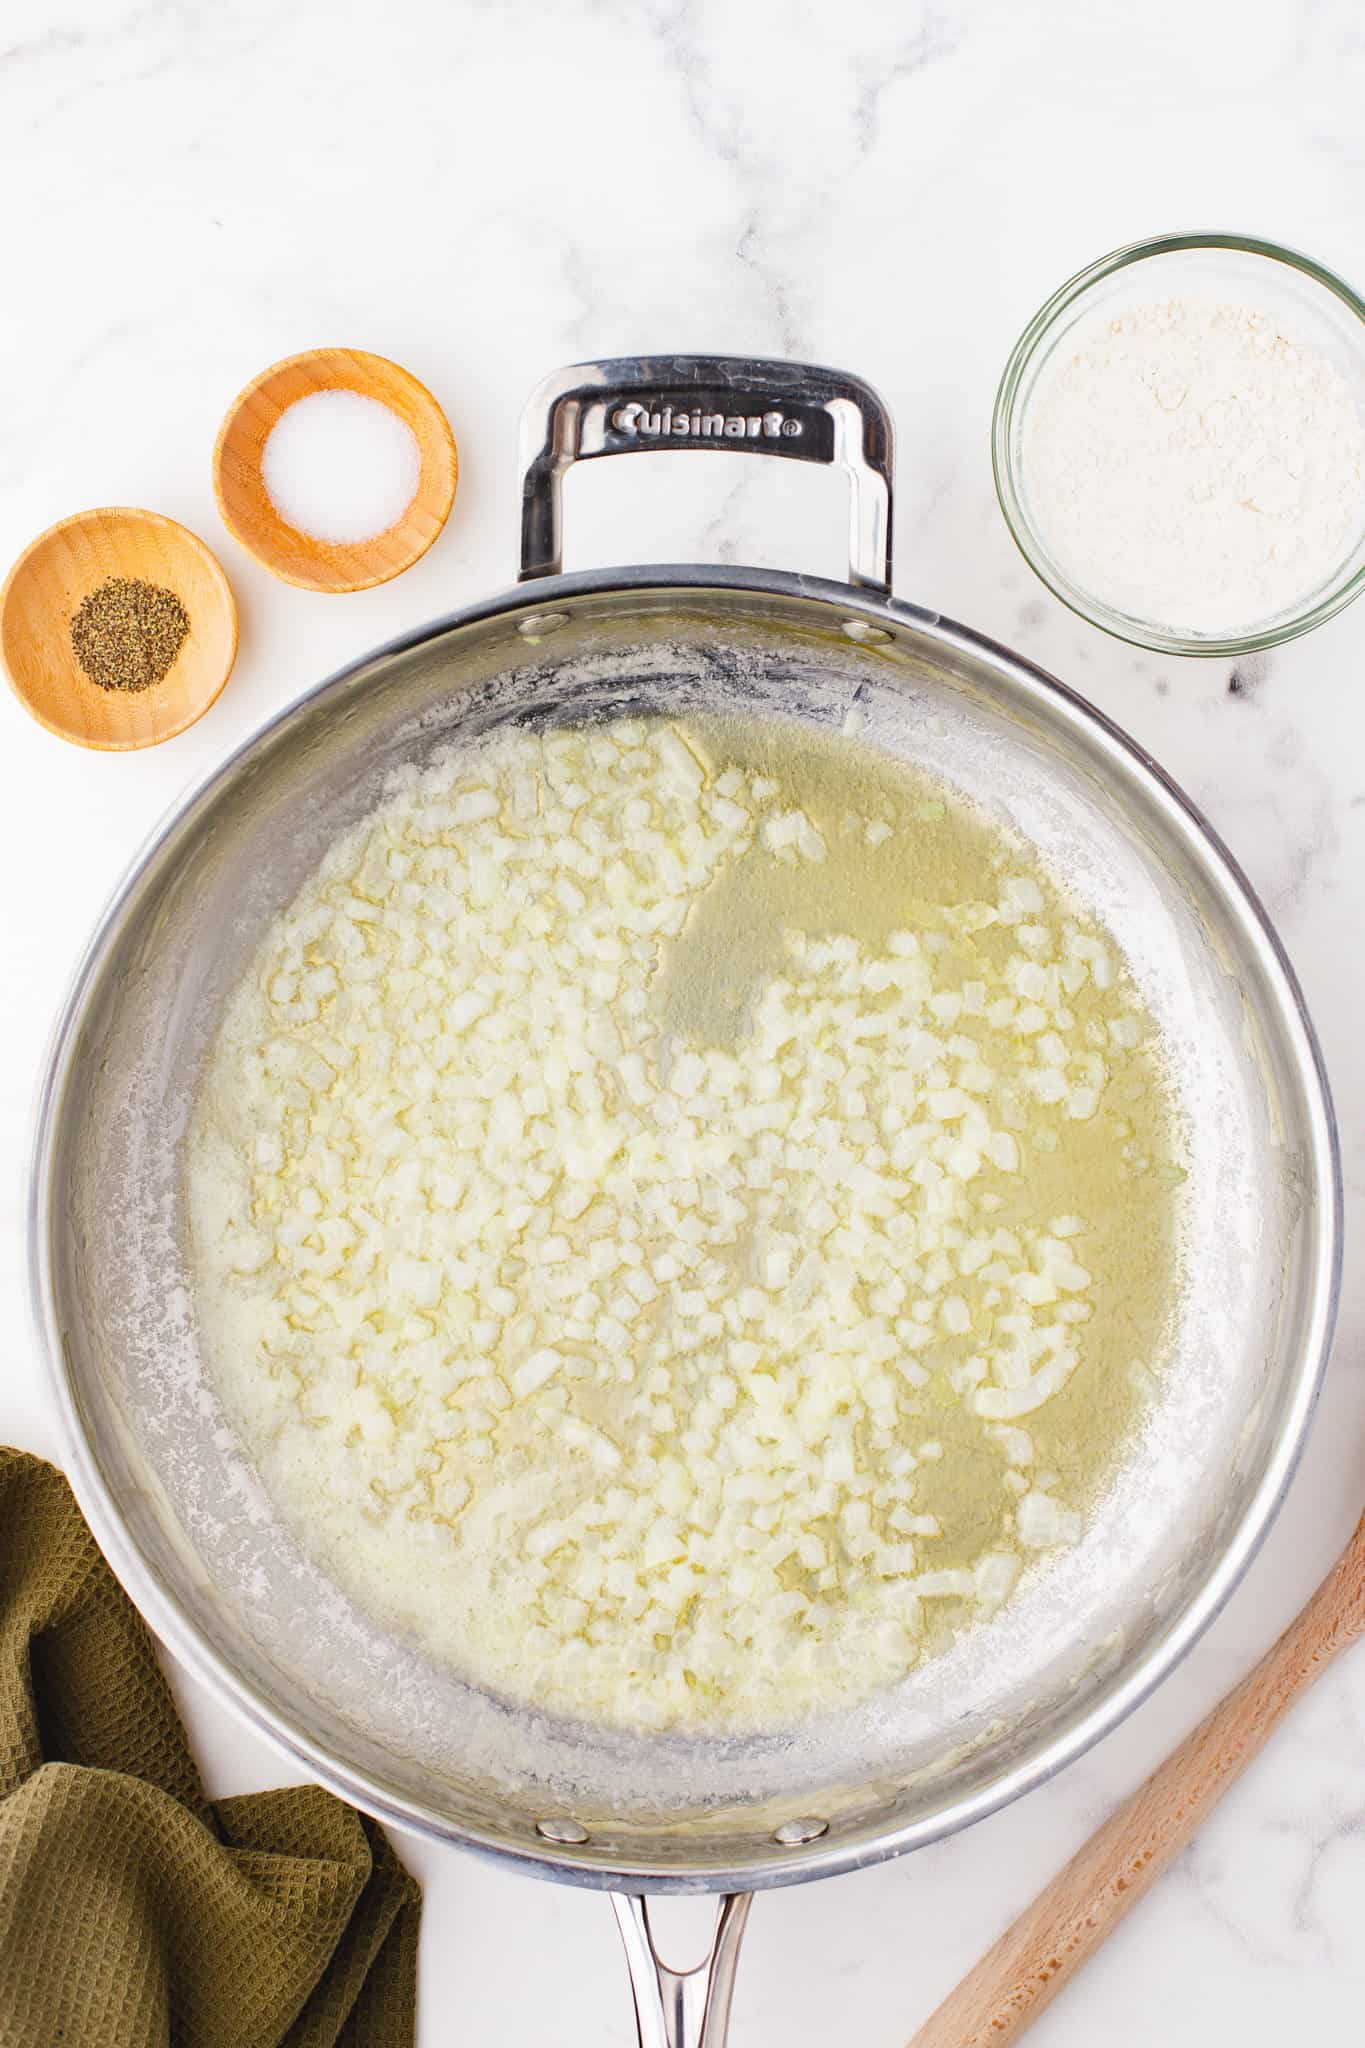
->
[188,717,1158,1733]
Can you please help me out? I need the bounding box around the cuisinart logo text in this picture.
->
[611,400,804,441]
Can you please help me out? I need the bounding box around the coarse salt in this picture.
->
[262,389,421,544]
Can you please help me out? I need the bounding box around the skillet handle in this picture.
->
[517,355,894,590]
[610,1892,752,2048]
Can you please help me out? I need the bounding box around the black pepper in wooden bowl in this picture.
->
[70,577,190,693]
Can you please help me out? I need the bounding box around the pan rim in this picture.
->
[29,562,1342,1892]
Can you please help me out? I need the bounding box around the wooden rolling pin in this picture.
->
[910,1507,1365,2047]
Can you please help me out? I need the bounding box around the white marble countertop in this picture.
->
[3,1,1365,2040]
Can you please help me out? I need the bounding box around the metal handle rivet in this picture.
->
[536,1816,590,1844]
[842,619,892,644]
[773,1817,829,1845]
[518,610,572,641]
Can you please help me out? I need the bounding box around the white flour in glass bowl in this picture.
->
[1019,297,1365,637]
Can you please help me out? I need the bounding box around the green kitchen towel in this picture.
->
[0,1449,420,2047]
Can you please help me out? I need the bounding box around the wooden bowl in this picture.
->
[1,507,239,751]
[213,348,458,593]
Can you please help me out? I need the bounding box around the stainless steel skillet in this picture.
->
[30,357,1339,2046]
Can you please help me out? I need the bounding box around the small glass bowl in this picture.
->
[992,232,1365,656]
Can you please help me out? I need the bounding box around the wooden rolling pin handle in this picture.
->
[910,1512,1365,2048]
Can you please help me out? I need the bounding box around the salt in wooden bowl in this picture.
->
[213,348,458,594]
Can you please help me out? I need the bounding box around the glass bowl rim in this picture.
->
[991,229,1365,657]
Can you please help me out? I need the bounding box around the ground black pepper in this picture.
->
[70,577,190,693]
